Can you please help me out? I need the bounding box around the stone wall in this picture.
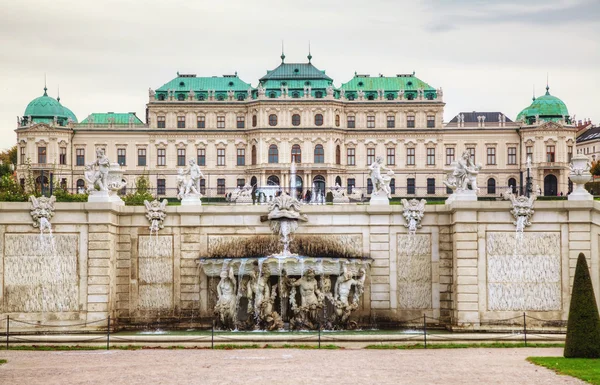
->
[0,200,599,330]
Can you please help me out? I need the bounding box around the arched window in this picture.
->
[335,176,342,186]
[367,94,375,100]
[237,94,245,101]
[314,114,323,126]
[367,178,373,194]
[426,93,434,100]
[335,115,340,127]
[407,93,414,100]
[335,145,341,165]
[508,178,517,194]
[314,144,324,164]
[269,114,278,126]
[315,91,323,98]
[292,92,300,98]
[158,94,165,101]
[269,92,276,98]
[347,94,355,101]
[177,93,185,101]
[268,145,279,164]
[267,175,280,186]
[76,179,85,193]
[292,114,301,126]
[487,178,496,194]
[390,178,396,194]
[313,175,325,194]
[387,93,395,100]
[291,144,302,163]
[252,115,257,127]
[251,145,257,165]
[250,176,257,189]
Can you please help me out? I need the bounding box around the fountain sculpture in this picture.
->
[568,153,593,201]
[29,195,56,235]
[144,199,168,233]
[444,150,482,203]
[85,148,126,204]
[176,159,203,205]
[330,183,350,204]
[504,190,536,234]
[368,156,394,205]
[401,199,426,235]
[202,192,370,330]
[227,183,253,204]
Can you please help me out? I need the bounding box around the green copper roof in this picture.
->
[340,74,435,91]
[259,63,332,82]
[80,112,144,125]
[516,86,569,124]
[58,99,78,123]
[156,74,252,92]
[261,79,332,89]
[24,87,69,119]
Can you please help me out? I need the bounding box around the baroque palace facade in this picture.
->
[14,54,578,198]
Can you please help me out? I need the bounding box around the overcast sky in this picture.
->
[0,0,598,151]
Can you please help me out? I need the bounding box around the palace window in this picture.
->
[487,147,496,165]
[37,146,46,164]
[467,147,476,163]
[367,115,375,128]
[292,114,301,126]
[427,178,436,194]
[157,149,166,166]
[76,179,85,191]
[217,178,225,194]
[118,148,127,166]
[200,179,206,194]
[237,94,245,101]
[177,148,186,166]
[237,178,245,188]
[237,116,245,128]
[59,147,67,165]
[291,144,302,163]
[507,147,517,165]
[76,149,85,166]
[347,148,355,165]
[315,114,324,126]
[197,116,205,128]
[407,178,415,194]
[217,148,226,166]
[177,116,185,128]
[177,93,185,101]
[387,148,395,165]
[157,179,166,195]
[252,115,257,127]
[390,178,396,194]
[427,115,435,128]
[217,116,225,129]
[446,148,455,165]
[335,145,341,165]
[237,148,245,166]
[347,116,355,128]
[387,93,395,101]
[568,146,573,162]
[546,145,555,162]
[138,148,146,166]
[269,114,278,126]
[487,178,496,194]
[407,148,415,165]
[387,115,395,128]
[268,145,279,164]
[157,116,166,128]
[20,146,25,164]
[335,115,340,127]
[347,178,355,194]
[367,148,376,165]
[367,178,373,194]
[197,148,206,166]
[251,146,257,165]
[407,115,415,128]
[427,148,435,165]
[314,144,324,164]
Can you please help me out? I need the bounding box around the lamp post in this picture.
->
[525,155,532,198]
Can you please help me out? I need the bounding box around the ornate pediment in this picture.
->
[538,121,563,131]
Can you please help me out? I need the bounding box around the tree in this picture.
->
[0,146,17,178]
[122,175,155,205]
[590,160,600,177]
[564,253,600,358]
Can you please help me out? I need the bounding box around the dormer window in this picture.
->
[387,93,395,100]
[158,94,166,101]
[367,94,375,100]
[269,92,276,98]
[426,93,434,100]
[292,92,300,98]
[347,94,355,101]
[358,81,364,87]
[217,94,225,101]
[407,93,414,100]
[228,81,234,86]
[304,81,311,86]
[237,94,245,101]
[315,91,323,98]
[179,81,185,87]
[177,94,185,101]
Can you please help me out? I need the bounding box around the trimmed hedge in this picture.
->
[564,253,600,358]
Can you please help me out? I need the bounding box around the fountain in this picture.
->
[144,199,168,234]
[401,199,426,235]
[29,195,55,236]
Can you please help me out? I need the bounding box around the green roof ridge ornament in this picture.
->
[307,41,312,63]
[57,85,60,103]
[281,41,285,64]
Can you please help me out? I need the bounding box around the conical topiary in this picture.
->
[564,253,600,358]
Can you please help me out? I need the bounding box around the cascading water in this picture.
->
[290,161,297,200]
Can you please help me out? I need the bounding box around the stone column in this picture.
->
[367,209,392,314]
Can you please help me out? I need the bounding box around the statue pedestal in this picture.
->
[568,187,593,201]
[181,194,202,206]
[446,190,478,204]
[88,191,124,205]
[369,194,390,206]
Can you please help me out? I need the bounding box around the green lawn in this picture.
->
[528,357,600,385]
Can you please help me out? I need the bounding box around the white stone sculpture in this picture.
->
[348,187,364,201]
[148,88,155,98]
[29,195,55,233]
[568,153,593,200]
[326,84,334,97]
[503,191,535,234]
[289,268,323,330]
[339,89,345,99]
[444,150,481,203]
[331,265,366,329]
[228,183,253,204]
[176,159,203,205]
[86,148,125,204]
[268,193,308,255]
[401,198,426,235]
[330,183,349,204]
[257,83,265,98]
[357,89,364,100]
[144,199,168,232]
[215,265,237,330]
[368,155,394,205]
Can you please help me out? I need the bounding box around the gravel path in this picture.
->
[0,348,585,385]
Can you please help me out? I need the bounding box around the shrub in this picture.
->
[0,174,27,202]
[123,175,154,206]
[53,188,88,202]
[564,253,600,358]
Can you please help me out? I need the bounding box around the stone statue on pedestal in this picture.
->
[176,159,203,205]
[444,150,481,203]
[368,156,394,205]
[215,266,237,330]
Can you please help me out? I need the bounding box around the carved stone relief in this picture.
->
[397,234,432,309]
[486,232,561,311]
[138,235,173,310]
